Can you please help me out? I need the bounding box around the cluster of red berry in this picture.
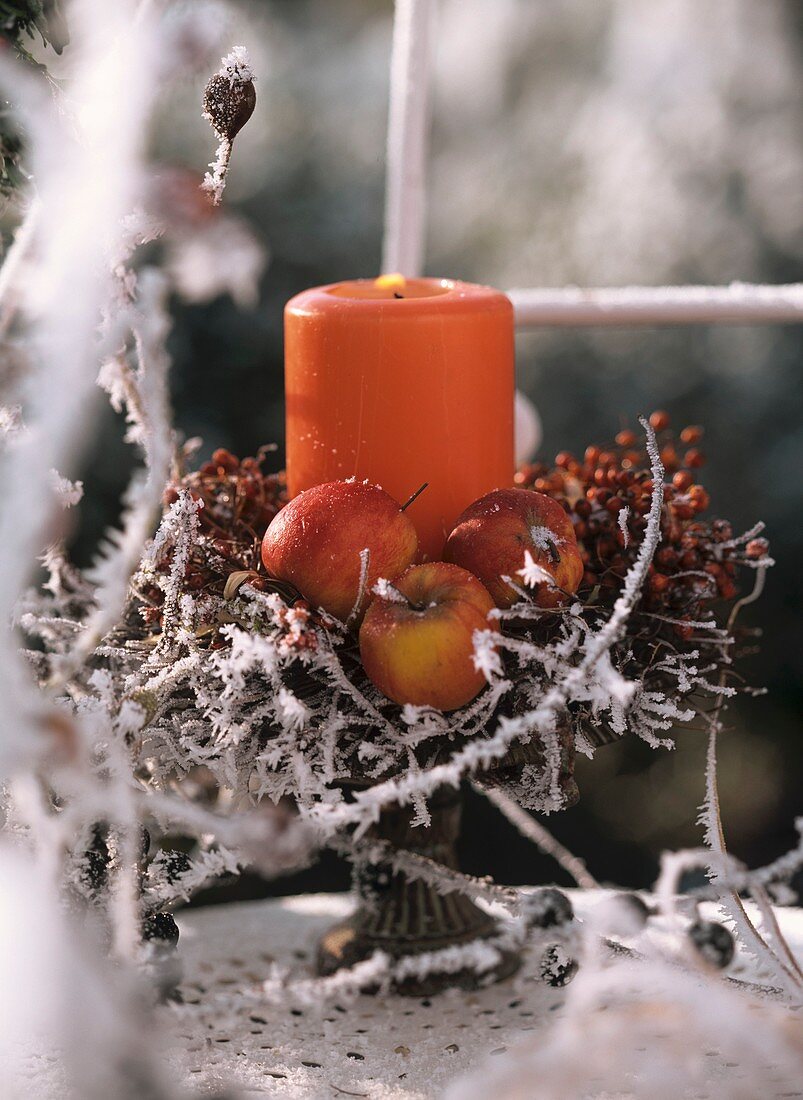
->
[167,448,285,557]
[152,450,327,656]
[137,451,283,630]
[145,415,767,658]
[514,411,768,639]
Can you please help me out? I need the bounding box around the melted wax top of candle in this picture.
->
[326,276,454,301]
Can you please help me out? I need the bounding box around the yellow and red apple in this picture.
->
[261,479,417,623]
[358,562,496,711]
[444,487,582,609]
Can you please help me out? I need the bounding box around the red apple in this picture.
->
[358,562,496,711]
[444,488,582,609]
[261,479,417,623]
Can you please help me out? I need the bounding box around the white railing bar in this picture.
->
[510,283,803,328]
[381,0,435,278]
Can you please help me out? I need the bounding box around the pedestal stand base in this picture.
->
[316,787,521,996]
[317,913,520,997]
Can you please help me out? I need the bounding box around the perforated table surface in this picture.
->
[167,891,803,1099]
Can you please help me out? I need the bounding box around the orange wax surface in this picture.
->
[284,277,515,561]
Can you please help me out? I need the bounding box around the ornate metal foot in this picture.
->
[317,787,520,996]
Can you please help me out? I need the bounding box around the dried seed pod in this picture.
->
[688,918,735,969]
[201,47,257,205]
[522,887,574,930]
[593,892,651,936]
[203,72,256,142]
[540,944,579,987]
[142,911,180,947]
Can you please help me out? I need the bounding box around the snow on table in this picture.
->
[168,891,803,1099]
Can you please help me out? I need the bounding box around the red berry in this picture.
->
[660,446,679,472]
[649,410,670,431]
[718,579,737,601]
[745,538,769,559]
[212,448,239,472]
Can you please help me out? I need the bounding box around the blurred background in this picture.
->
[35,0,803,895]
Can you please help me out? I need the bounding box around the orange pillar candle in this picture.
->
[284,276,515,561]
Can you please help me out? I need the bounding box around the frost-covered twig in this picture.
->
[330,831,521,912]
[49,272,175,689]
[475,782,600,890]
[696,565,803,995]
[0,197,40,336]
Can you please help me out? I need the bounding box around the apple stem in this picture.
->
[400,482,429,513]
[380,579,425,612]
[544,537,560,564]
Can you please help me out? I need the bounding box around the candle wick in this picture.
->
[400,482,429,512]
[393,292,404,299]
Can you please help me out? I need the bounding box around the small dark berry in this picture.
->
[522,887,574,930]
[688,919,734,969]
[143,912,179,947]
[595,892,651,935]
[540,945,578,987]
